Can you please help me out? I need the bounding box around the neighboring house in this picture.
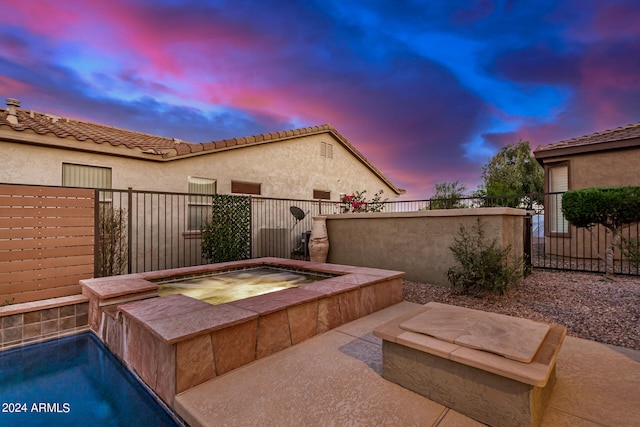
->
[534,121,640,260]
[0,98,404,201]
[1,97,404,272]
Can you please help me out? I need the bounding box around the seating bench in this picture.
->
[373,302,566,427]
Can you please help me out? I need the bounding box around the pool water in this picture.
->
[0,332,180,427]
[157,266,332,305]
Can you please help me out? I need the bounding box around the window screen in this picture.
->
[62,163,112,189]
[188,177,216,230]
[189,177,217,199]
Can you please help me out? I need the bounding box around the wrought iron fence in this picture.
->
[95,189,341,275]
[95,189,640,277]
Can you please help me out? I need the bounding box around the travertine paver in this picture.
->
[174,301,640,427]
[400,302,551,362]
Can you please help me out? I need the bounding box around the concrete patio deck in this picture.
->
[174,301,640,427]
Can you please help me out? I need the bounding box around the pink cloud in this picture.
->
[0,75,33,94]
[0,2,82,37]
[591,2,640,39]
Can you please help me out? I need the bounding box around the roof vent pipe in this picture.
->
[6,98,20,124]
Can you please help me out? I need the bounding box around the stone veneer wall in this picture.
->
[0,295,89,350]
[326,207,526,286]
[81,259,404,407]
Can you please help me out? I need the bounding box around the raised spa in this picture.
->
[80,258,404,409]
[155,266,336,305]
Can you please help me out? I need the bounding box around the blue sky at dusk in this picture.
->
[1,0,639,199]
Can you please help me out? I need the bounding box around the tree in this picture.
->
[431,181,466,209]
[562,186,640,277]
[477,140,544,207]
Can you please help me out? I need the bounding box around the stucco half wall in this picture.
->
[326,208,527,286]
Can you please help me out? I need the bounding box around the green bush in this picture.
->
[430,181,466,209]
[447,218,524,296]
[562,186,640,229]
[562,186,640,276]
[201,194,251,263]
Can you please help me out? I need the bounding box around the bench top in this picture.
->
[374,302,566,387]
[399,302,551,362]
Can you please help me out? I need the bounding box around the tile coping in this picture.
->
[81,257,403,300]
[0,294,89,317]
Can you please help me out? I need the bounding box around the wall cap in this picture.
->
[327,207,527,219]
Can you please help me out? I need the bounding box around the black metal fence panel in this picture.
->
[95,189,640,277]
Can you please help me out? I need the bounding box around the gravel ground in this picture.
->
[403,270,640,351]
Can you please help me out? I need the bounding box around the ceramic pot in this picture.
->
[308,216,329,263]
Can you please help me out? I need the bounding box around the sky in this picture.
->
[1,0,639,199]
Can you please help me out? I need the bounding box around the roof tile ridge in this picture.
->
[199,123,334,153]
[560,121,640,143]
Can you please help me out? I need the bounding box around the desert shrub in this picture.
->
[447,218,524,296]
[619,237,640,270]
[98,205,128,277]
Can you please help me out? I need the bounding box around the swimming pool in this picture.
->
[0,332,181,426]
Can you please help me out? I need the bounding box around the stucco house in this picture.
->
[1,97,405,278]
[0,98,403,201]
[534,121,640,261]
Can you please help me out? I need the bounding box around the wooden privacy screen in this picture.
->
[0,184,95,304]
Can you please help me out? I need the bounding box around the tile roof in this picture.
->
[0,108,183,153]
[1,101,404,195]
[534,121,640,158]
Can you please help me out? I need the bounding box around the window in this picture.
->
[62,163,112,201]
[62,163,112,189]
[313,189,331,200]
[188,177,217,230]
[231,181,261,195]
[548,165,569,233]
[320,142,333,158]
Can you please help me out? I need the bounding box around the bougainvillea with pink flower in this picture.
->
[339,190,386,213]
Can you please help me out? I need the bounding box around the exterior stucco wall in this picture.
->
[542,147,640,260]
[326,208,526,286]
[1,133,397,200]
[545,148,640,190]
